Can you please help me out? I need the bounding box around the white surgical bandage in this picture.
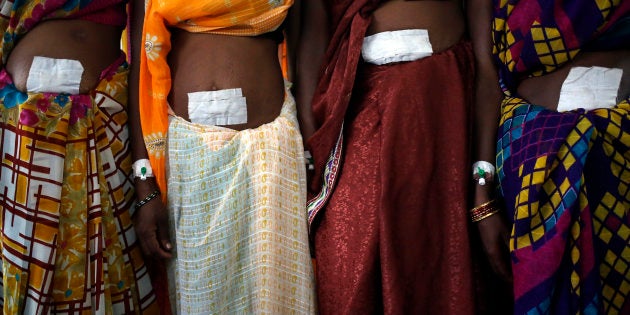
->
[26,56,84,94]
[187,88,248,126]
[557,66,623,112]
[1,1,12,17]
[361,29,433,65]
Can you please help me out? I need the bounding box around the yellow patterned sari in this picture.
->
[0,1,157,313]
[0,58,158,314]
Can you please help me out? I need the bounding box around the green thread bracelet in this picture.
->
[136,190,161,209]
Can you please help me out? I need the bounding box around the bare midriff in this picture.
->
[5,19,123,94]
[368,0,465,53]
[167,29,285,130]
[516,50,630,110]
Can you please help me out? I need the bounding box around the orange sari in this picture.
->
[138,0,293,195]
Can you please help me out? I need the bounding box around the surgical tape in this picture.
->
[361,29,433,65]
[188,88,248,126]
[557,66,622,112]
[26,56,84,94]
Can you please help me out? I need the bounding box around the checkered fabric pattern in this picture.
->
[492,0,629,91]
[493,1,630,313]
[497,96,630,314]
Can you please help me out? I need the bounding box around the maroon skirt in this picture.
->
[311,41,478,314]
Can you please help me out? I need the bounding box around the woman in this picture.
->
[129,0,317,313]
[478,0,630,313]
[297,0,510,313]
[0,0,157,314]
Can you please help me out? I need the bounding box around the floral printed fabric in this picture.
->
[139,0,293,196]
[0,58,158,314]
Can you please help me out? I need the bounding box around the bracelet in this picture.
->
[470,199,500,222]
[135,189,161,209]
[472,161,496,186]
[304,150,314,171]
[132,159,154,181]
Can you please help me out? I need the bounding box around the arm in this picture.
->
[128,0,172,259]
[467,0,512,282]
[290,0,329,145]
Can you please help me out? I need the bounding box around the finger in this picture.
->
[137,234,152,257]
[156,216,173,254]
[493,258,512,282]
[486,249,510,282]
[482,235,510,281]
[137,229,159,257]
[145,230,172,259]
[495,237,514,283]
[138,200,172,259]
[500,224,511,246]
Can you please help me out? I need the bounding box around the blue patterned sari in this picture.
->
[493,1,630,314]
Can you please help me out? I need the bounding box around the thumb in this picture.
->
[156,214,172,251]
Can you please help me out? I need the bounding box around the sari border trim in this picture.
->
[307,123,344,232]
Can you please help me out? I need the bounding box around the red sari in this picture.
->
[307,1,479,313]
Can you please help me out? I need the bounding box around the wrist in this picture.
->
[472,160,496,186]
[132,158,154,181]
[470,199,500,223]
[135,189,161,209]
[134,177,160,197]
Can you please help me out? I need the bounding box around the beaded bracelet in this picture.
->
[136,189,161,209]
[470,199,500,222]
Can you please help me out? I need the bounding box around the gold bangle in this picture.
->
[471,200,495,212]
[471,210,499,222]
[470,199,500,222]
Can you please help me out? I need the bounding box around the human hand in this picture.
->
[473,186,512,283]
[133,180,173,260]
[476,213,512,283]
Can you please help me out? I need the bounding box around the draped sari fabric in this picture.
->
[139,1,317,314]
[493,1,630,313]
[307,1,478,313]
[139,0,293,196]
[306,0,378,206]
[0,1,157,313]
[167,88,317,314]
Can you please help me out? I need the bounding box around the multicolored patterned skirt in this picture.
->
[166,89,317,314]
[0,56,157,314]
[497,97,630,314]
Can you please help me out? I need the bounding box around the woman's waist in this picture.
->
[5,19,123,94]
[168,87,297,137]
[367,0,464,53]
[169,29,283,63]
[515,50,630,111]
[168,30,286,126]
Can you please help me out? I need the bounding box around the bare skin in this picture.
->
[517,50,630,110]
[471,0,630,287]
[129,1,288,259]
[167,29,285,128]
[296,0,466,143]
[368,0,464,47]
[467,0,513,284]
[5,19,123,94]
